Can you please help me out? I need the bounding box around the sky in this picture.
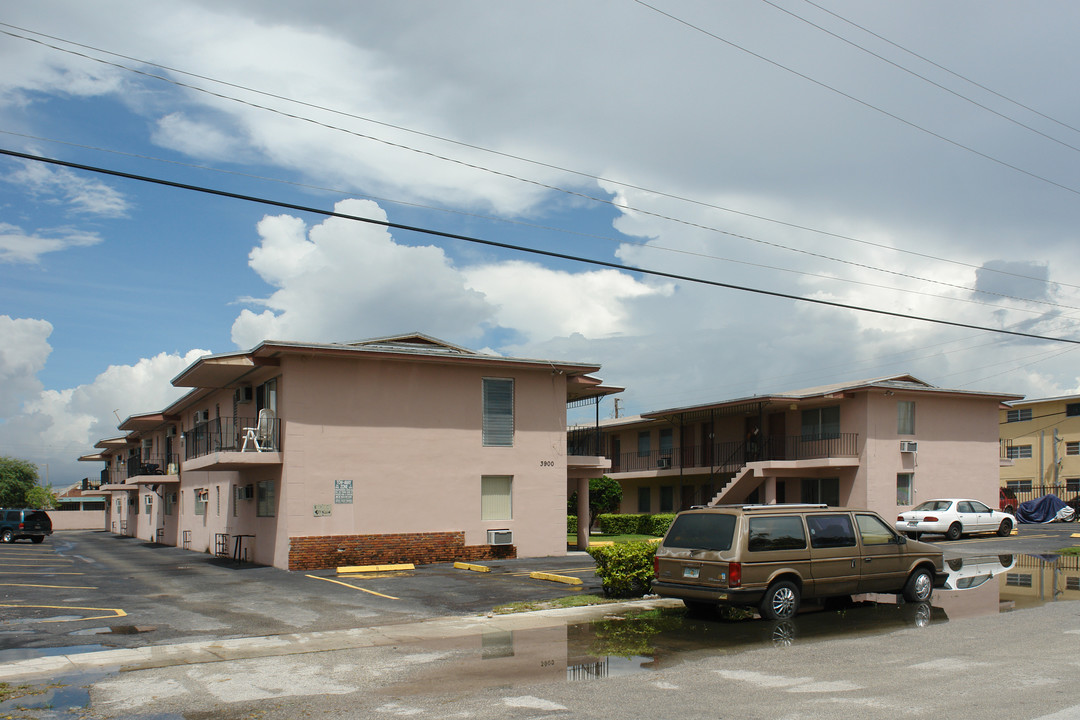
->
[3,1,1080,487]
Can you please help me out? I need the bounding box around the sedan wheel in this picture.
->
[760,580,800,620]
[945,523,962,541]
[997,519,1013,537]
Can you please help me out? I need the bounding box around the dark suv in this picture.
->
[0,509,53,543]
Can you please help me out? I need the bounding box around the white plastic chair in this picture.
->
[241,408,275,452]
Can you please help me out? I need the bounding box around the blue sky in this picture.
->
[3,1,1080,485]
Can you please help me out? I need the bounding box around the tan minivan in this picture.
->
[652,504,945,620]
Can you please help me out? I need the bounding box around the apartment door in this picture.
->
[768,412,786,460]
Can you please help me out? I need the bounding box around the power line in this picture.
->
[8,127,1076,322]
[4,145,1079,348]
[758,0,1080,155]
[631,1,1080,198]
[2,21,1076,297]
[797,0,1080,138]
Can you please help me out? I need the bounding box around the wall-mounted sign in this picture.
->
[334,479,353,504]
[314,503,331,517]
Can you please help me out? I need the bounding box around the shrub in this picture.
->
[567,515,578,534]
[647,513,676,536]
[588,541,658,598]
[597,513,644,535]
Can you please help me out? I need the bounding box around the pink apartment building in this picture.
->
[80,334,619,570]
[590,375,1020,521]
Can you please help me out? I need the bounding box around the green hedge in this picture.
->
[568,513,676,537]
[594,513,676,536]
[588,541,658,598]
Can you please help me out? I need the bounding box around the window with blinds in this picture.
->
[482,378,514,447]
[481,475,513,520]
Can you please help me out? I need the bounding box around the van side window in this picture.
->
[855,513,896,546]
[806,514,857,548]
[748,516,807,552]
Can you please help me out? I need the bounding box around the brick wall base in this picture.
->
[288,531,516,571]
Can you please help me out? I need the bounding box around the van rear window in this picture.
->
[748,516,807,552]
[663,513,736,551]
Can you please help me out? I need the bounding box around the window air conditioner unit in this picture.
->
[900,441,918,453]
[195,489,209,502]
[165,425,177,438]
[657,457,671,469]
[235,484,254,500]
[235,385,253,403]
[487,529,513,545]
[194,410,209,424]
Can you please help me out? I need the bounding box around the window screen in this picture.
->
[481,475,512,520]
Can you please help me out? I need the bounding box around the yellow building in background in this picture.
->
[999,395,1080,508]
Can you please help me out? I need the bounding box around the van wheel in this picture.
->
[945,523,962,541]
[760,580,800,620]
[997,519,1013,537]
[0,529,12,543]
[903,568,934,602]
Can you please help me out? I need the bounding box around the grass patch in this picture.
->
[491,594,619,614]
[1058,547,1080,556]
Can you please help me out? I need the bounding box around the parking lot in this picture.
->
[2,523,1079,659]
[0,529,606,656]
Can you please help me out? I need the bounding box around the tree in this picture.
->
[25,484,57,510]
[567,476,623,531]
[0,456,39,507]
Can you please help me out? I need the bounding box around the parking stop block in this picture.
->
[337,564,414,574]
[453,562,491,572]
[529,571,582,585]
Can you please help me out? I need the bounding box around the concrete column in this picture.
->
[576,477,590,550]
[763,476,777,504]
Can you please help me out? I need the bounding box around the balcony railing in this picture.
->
[126,454,179,478]
[184,416,280,460]
[605,433,860,474]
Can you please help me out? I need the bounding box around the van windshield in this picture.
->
[663,513,736,551]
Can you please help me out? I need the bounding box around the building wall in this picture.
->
[1000,397,1080,493]
[50,510,106,531]
[277,355,568,568]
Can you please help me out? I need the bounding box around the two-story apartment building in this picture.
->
[80,334,619,570]
[586,375,1019,523]
[1000,394,1080,506]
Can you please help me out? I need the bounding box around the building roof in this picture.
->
[171,333,610,390]
[640,374,1022,421]
[1004,393,1080,408]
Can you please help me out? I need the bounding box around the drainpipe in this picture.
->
[1053,429,1060,487]
[1039,431,1045,489]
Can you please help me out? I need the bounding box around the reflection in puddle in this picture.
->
[380,553,1080,697]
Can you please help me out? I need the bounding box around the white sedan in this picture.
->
[896,499,1015,541]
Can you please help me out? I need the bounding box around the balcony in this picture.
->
[566,426,611,479]
[606,433,860,476]
[126,454,180,479]
[182,416,282,471]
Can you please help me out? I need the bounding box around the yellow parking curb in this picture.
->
[589,541,614,547]
[1070,533,1080,539]
[453,562,491,572]
[529,571,582,585]
[337,563,414,574]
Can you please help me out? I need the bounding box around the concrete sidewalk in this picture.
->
[0,598,679,682]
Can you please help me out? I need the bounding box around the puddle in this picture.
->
[374,552,1080,697]
[0,644,108,663]
[69,625,157,636]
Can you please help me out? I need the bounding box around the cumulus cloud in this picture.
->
[463,261,672,339]
[7,161,129,217]
[0,315,52,416]
[152,112,247,161]
[0,222,103,263]
[0,344,210,484]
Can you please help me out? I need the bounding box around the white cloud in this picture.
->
[463,261,672,340]
[0,316,52,416]
[0,222,103,263]
[8,161,129,217]
[152,112,247,161]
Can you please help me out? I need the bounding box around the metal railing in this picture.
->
[1000,484,1080,511]
[605,433,860,474]
[125,454,179,478]
[184,416,280,460]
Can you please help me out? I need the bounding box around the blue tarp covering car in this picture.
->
[1015,494,1077,524]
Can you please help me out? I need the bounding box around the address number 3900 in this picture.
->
[540,460,555,467]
